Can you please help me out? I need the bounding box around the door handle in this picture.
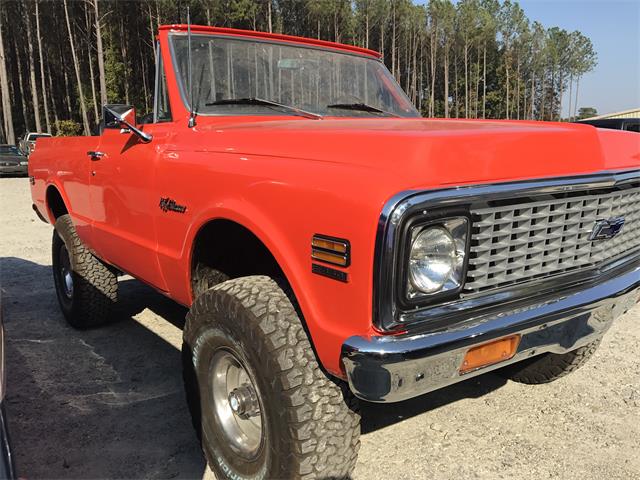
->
[87,151,105,160]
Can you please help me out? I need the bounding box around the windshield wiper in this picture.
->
[326,103,400,117]
[205,97,322,120]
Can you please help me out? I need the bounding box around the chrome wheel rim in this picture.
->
[59,244,73,299]
[210,349,263,458]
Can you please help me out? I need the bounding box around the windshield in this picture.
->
[28,134,51,140]
[0,146,20,155]
[170,34,420,118]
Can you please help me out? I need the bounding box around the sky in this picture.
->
[510,0,639,117]
[422,0,640,117]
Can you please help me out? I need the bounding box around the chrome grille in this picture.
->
[465,186,640,294]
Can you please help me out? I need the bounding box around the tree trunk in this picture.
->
[505,41,510,119]
[529,74,535,119]
[15,45,31,132]
[574,76,580,118]
[85,5,99,125]
[63,0,90,135]
[475,50,480,118]
[120,19,130,105]
[46,60,60,129]
[505,62,510,119]
[568,73,573,120]
[0,17,15,144]
[482,42,486,119]
[429,27,436,117]
[391,2,396,79]
[149,4,157,62]
[454,52,459,118]
[25,3,42,132]
[380,18,384,59]
[93,0,107,105]
[35,0,51,133]
[365,8,369,49]
[516,56,520,120]
[464,41,468,118]
[557,72,564,121]
[268,1,273,33]
[418,36,423,112]
[0,103,5,143]
[55,11,73,117]
[540,66,546,120]
[139,35,150,112]
[444,47,450,118]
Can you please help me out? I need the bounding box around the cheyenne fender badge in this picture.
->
[589,217,625,241]
[159,197,187,213]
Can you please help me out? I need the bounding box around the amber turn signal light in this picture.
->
[312,234,350,267]
[459,334,521,374]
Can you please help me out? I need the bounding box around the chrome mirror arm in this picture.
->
[104,106,153,143]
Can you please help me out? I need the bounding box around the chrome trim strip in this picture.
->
[373,169,640,331]
[347,262,640,402]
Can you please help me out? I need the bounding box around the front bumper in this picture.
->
[0,165,27,176]
[342,262,640,402]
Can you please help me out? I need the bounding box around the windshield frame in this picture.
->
[168,32,420,119]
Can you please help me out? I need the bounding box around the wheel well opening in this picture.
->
[191,220,286,298]
[46,186,68,220]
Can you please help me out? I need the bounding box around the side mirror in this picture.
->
[102,104,152,143]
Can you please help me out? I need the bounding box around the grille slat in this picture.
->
[465,187,640,294]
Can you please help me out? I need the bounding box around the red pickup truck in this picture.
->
[29,25,639,479]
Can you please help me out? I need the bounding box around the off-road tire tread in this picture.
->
[53,214,117,328]
[503,340,600,384]
[191,262,229,299]
[183,275,360,479]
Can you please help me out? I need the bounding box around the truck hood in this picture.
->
[192,118,640,190]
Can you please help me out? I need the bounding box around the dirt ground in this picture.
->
[1,176,639,480]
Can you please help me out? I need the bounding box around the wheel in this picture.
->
[52,214,118,328]
[182,276,360,480]
[500,339,601,384]
[191,262,229,299]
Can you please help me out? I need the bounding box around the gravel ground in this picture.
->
[1,176,639,480]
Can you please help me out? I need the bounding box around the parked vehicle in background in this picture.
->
[27,25,640,480]
[0,145,28,177]
[0,313,16,480]
[18,132,52,157]
[576,118,640,132]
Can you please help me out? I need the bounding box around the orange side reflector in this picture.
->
[312,237,348,253]
[460,335,521,374]
[311,249,348,266]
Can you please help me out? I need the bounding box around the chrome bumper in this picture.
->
[342,264,640,402]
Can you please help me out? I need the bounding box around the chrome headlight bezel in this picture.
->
[397,213,471,308]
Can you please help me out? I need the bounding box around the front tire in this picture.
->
[183,276,360,479]
[500,339,601,384]
[52,214,118,328]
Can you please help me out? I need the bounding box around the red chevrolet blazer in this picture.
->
[28,25,640,479]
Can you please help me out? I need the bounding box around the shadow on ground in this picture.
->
[1,256,507,479]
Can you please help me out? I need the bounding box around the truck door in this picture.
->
[89,111,168,291]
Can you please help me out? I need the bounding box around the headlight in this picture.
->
[407,217,468,299]
[20,161,28,166]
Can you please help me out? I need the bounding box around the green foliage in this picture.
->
[0,0,599,142]
[577,107,597,120]
[54,119,82,136]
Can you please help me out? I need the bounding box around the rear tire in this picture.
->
[500,340,601,384]
[52,214,118,329]
[183,275,360,480]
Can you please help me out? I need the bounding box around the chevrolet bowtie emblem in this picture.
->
[589,217,625,241]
